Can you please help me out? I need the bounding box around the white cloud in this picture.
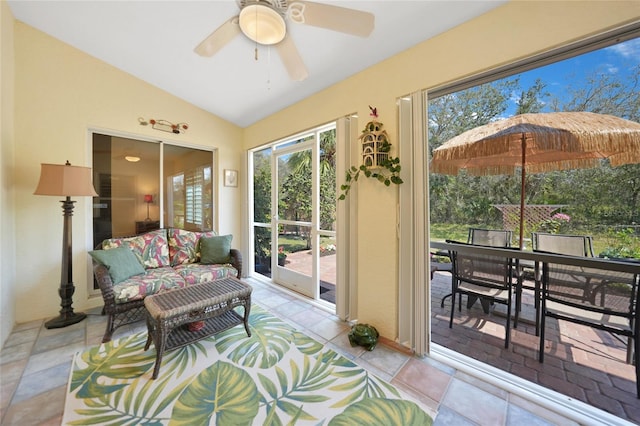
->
[606,38,640,62]
[604,63,619,74]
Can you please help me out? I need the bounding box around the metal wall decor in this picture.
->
[138,117,188,134]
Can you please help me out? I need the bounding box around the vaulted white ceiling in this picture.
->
[8,1,506,127]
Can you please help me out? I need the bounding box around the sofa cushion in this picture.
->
[200,235,232,264]
[112,266,187,304]
[89,247,145,284]
[168,228,218,266]
[103,229,170,269]
[173,263,238,285]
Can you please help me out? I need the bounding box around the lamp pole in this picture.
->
[45,196,86,328]
[34,161,97,329]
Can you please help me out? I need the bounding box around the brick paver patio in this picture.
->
[431,270,639,423]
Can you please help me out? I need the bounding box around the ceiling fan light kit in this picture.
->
[239,2,286,45]
[195,0,375,82]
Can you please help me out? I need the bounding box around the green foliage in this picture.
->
[429,223,473,242]
[215,309,296,369]
[328,398,433,426]
[171,361,260,425]
[71,333,155,398]
[598,227,640,259]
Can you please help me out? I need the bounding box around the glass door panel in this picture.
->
[92,134,160,244]
[254,225,272,277]
[252,147,272,277]
[273,145,315,297]
[319,235,337,304]
[163,144,214,231]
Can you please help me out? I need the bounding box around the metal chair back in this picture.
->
[448,242,519,348]
[532,232,594,257]
[468,228,512,248]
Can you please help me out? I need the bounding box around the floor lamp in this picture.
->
[34,161,98,329]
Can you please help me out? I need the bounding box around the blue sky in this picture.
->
[505,37,640,115]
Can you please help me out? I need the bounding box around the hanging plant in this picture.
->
[339,106,403,200]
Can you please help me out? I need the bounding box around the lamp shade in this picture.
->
[144,194,153,203]
[33,162,98,197]
[239,3,286,45]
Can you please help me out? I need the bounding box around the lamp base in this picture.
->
[45,311,87,329]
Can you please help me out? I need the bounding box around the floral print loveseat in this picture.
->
[90,228,242,342]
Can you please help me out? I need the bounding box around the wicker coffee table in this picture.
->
[144,276,252,379]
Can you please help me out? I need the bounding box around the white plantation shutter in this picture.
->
[185,167,205,227]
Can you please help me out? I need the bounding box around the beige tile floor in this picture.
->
[0,277,623,425]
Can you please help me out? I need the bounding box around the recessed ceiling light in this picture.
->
[125,156,141,162]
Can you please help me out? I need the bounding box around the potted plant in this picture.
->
[277,246,287,266]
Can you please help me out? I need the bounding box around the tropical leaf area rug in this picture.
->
[63,304,434,425]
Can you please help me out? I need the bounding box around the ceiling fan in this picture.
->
[194,0,375,81]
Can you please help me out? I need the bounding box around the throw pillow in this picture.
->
[200,235,232,265]
[168,228,218,266]
[89,247,145,284]
[102,229,170,268]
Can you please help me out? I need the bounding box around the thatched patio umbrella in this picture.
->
[430,111,640,249]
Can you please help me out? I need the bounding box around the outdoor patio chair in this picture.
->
[532,232,595,257]
[538,260,639,397]
[448,241,520,348]
[468,228,513,247]
[532,232,595,334]
[440,229,514,308]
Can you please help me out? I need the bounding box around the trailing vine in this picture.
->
[338,106,403,200]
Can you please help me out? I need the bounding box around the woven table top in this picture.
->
[144,277,252,320]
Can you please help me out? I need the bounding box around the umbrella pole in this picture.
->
[519,134,526,249]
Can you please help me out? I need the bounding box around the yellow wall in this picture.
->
[243,1,640,339]
[12,21,244,324]
[1,0,17,346]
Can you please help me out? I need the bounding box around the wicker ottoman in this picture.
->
[143,276,252,379]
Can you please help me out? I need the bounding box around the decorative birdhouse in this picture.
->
[360,111,390,168]
[338,106,403,201]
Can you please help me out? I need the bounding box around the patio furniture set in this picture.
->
[433,229,640,398]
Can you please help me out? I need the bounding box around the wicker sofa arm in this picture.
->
[230,249,243,278]
[93,261,117,310]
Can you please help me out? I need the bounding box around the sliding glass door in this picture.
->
[91,132,215,248]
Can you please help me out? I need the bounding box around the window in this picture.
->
[163,144,215,232]
[185,166,210,229]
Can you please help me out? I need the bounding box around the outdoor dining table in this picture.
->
[430,241,640,320]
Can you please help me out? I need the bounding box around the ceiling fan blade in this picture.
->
[194,16,241,57]
[276,35,308,81]
[288,1,374,37]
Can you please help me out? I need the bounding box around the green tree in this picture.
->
[428,57,640,248]
[428,78,548,225]
[253,149,272,259]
